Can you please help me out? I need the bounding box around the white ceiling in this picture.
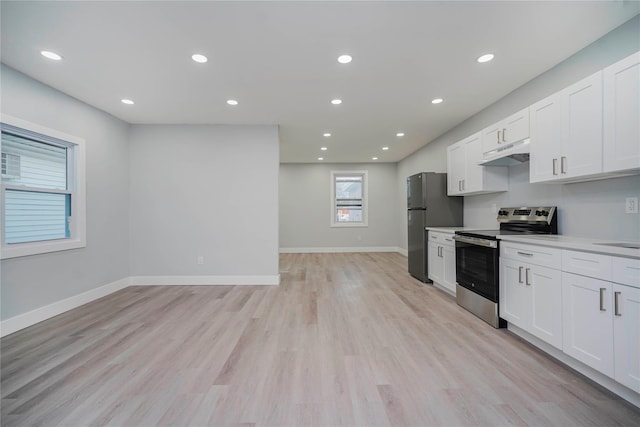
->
[1,1,638,163]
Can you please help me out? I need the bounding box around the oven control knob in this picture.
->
[498,210,508,216]
[539,210,548,216]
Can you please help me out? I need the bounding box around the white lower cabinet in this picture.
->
[501,241,640,396]
[500,244,562,349]
[428,231,456,295]
[613,283,640,393]
[560,252,640,393]
[562,272,614,377]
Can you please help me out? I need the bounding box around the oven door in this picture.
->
[454,236,499,302]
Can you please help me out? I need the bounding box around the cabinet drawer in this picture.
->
[562,250,612,281]
[428,231,455,246]
[501,242,561,269]
[612,257,640,288]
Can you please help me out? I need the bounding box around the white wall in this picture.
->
[128,125,279,280]
[279,163,399,250]
[397,15,640,248]
[1,65,130,320]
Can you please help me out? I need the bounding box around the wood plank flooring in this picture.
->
[2,252,639,426]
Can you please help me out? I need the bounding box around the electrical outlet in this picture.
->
[197,256,204,265]
[626,197,638,214]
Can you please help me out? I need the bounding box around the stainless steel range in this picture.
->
[453,207,558,328]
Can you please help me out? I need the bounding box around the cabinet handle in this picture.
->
[502,128,507,142]
[525,268,531,286]
[614,291,621,316]
[516,251,533,257]
[552,158,558,175]
[497,130,501,144]
[458,180,462,191]
[561,156,567,174]
[518,266,523,284]
[599,288,606,311]
[445,238,453,242]
[462,179,465,191]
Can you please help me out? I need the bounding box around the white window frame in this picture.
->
[1,114,86,259]
[330,170,368,227]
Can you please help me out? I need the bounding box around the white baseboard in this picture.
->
[129,275,280,286]
[280,246,403,254]
[397,247,408,257]
[0,277,130,338]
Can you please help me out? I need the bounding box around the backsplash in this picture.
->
[463,163,640,241]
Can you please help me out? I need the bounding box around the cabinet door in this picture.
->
[613,283,640,393]
[603,52,640,173]
[500,258,528,328]
[428,241,444,284]
[562,272,614,377]
[503,107,530,145]
[530,93,562,182]
[446,143,465,195]
[482,122,503,154]
[462,132,483,194]
[529,265,562,349]
[441,243,456,294]
[561,71,603,179]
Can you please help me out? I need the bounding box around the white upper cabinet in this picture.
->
[482,107,530,154]
[530,93,562,181]
[447,132,508,196]
[530,71,603,183]
[603,51,640,173]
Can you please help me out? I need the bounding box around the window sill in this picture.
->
[1,238,86,259]
[331,222,369,228]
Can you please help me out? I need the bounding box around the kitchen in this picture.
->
[1,1,639,425]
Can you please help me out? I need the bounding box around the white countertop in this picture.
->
[497,234,640,259]
[425,226,480,233]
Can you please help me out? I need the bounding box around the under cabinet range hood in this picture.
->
[478,138,530,167]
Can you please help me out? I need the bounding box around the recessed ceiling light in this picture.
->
[227,99,238,106]
[321,147,328,151]
[121,99,134,105]
[331,99,342,105]
[382,147,389,151]
[318,157,324,161]
[337,54,352,64]
[477,53,495,63]
[396,132,405,137]
[41,50,62,61]
[192,54,208,63]
[323,133,331,137]
[372,157,378,161]
[431,98,444,104]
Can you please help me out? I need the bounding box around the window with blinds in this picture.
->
[1,130,71,243]
[331,171,368,227]
[1,117,85,259]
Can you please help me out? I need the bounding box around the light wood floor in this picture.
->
[2,253,639,426]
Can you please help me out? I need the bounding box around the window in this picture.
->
[331,170,368,227]
[1,115,85,259]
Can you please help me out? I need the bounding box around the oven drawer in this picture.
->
[501,242,561,270]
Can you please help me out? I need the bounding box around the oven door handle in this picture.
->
[453,235,498,248]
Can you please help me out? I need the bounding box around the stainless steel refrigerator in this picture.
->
[407,172,463,282]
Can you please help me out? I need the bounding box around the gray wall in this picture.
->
[279,163,399,250]
[129,125,279,277]
[397,15,640,248]
[1,65,130,320]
